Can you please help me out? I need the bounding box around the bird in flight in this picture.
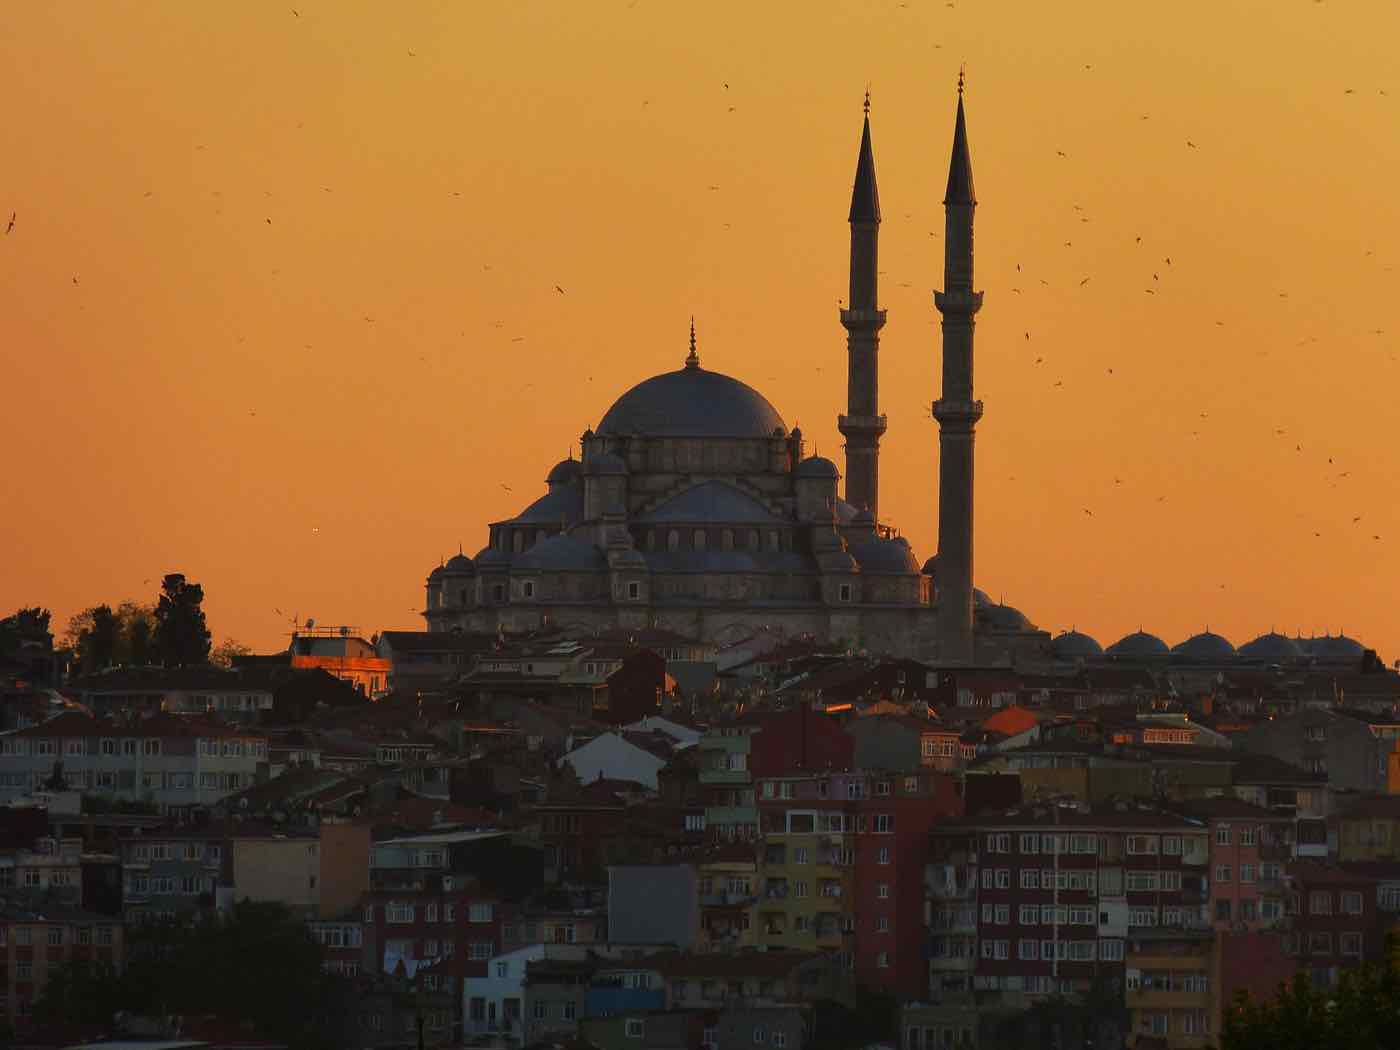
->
[555,285,566,294]
[1186,141,1198,149]
[1079,277,1090,286]
[1056,150,1067,158]
[1083,508,1093,516]
[501,484,512,492]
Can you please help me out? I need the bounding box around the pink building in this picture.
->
[1184,799,1292,931]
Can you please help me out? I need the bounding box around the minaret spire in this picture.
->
[838,92,888,519]
[933,74,984,665]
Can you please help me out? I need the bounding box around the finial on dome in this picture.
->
[958,65,965,96]
[863,86,871,115]
[685,316,699,369]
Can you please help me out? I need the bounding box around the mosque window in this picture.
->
[492,584,505,603]
[694,530,707,551]
[522,581,535,599]
[512,532,524,554]
[667,530,680,552]
[645,531,656,551]
[628,582,641,601]
[839,584,853,603]
[749,530,761,551]
[722,529,734,552]
[768,531,780,552]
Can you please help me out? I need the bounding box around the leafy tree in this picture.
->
[0,607,52,656]
[128,611,154,666]
[153,573,212,667]
[1223,935,1400,1050]
[33,958,126,1024]
[73,604,120,672]
[210,637,253,668]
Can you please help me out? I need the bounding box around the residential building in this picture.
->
[1179,799,1293,931]
[1240,707,1396,793]
[289,628,392,699]
[1334,795,1400,862]
[1282,861,1378,988]
[0,712,267,811]
[0,901,124,1032]
[696,844,760,952]
[697,721,760,842]
[609,864,698,949]
[1125,928,1215,1048]
[559,731,672,790]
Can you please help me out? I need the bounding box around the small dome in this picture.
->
[474,546,510,568]
[546,458,583,485]
[1107,630,1170,658]
[1051,630,1103,659]
[1172,631,1236,662]
[796,456,840,479]
[585,451,628,476]
[978,603,1033,632]
[1307,634,1366,664]
[443,553,475,574]
[852,507,875,524]
[849,536,920,574]
[1238,632,1303,664]
[833,499,859,524]
[513,534,607,572]
[973,589,993,608]
[921,556,938,577]
[428,565,445,580]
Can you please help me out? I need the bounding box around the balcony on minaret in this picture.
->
[837,412,888,438]
[839,307,887,328]
[933,290,983,314]
[931,398,983,427]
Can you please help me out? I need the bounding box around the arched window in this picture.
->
[768,530,780,552]
[694,529,707,551]
[667,530,680,552]
[722,529,734,552]
[512,531,524,554]
[645,530,656,552]
[748,530,761,551]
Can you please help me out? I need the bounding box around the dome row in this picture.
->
[1049,628,1366,663]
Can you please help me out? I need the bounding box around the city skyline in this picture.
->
[2,2,1398,657]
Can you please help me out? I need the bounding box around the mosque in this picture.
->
[420,87,1376,670]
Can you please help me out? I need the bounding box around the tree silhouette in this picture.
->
[153,573,212,667]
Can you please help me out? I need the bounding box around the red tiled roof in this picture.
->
[11,710,260,739]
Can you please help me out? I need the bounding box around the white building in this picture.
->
[0,711,267,811]
[558,732,667,790]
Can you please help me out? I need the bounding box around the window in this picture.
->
[386,902,415,924]
[470,941,493,960]
[1127,835,1159,855]
[1215,864,1232,884]
[877,883,889,899]
[753,1026,767,1045]
[1341,932,1363,956]
[1309,891,1333,915]
[522,581,535,599]
[1216,899,1232,921]
[1240,899,1258,921]
[1127,870,1161,892]
[1162,835,1182,855]
[877,847,890,865]
[1308,932,1332,954]
[1100,939,1124,962]
[426,903,439,923]
[1020,869,1039,890]
[1342,892,1363,915]
[627,581,640,600]
[839,584,852,603]
[469,902,494,922]
[874,814,892,834]
[1020,833,1040,854]
[1018,938,1039,960]
[562,1001,577,1021]
[876,952,890,968]
[1216,825,1232,846]
[532,1001,547,1021]
[773,1034,787,1049]
[1019,904,1039,924]
[996,869,1010,889]
[1242,826,1258,846]
[626,1019,645,1039]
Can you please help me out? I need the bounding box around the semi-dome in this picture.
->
[1051,630,1103,659]
[1306,634,1366,664]
[443,553,475,574]
[921,556,938,577]
[1107,630,1170,658]
[849,536,920,573]
[584,451,627,476]
[597,365,786,439]
[1172,631,1236,663]
[509,486,584,525]
[546,458,582,485]
[513,534,607,572]
[1238,632,1303,664]
[796,455,840,479]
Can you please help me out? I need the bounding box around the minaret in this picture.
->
[837,92,888,520]
[933,73,983,664]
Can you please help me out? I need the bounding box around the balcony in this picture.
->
[700,769,750,785]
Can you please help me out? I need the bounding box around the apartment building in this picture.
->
[0,712,267,811]
[0,901,124,1032]
[926,803,1211,1003]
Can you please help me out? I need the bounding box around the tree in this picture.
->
[210,637,252,668]
[152,573,212,667]
[1223,935,1400,1050]
[0,607,52,656]
[33,958,126,1025]
[128,612,153,666]
[75,604,120,673]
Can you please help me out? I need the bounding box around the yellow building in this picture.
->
[1337,795,1400,861]
[696,844,759,951]
[755,786,854,956]
[230,832,321,918]
[1126,929,1216,1049]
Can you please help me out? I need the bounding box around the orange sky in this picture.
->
[2,2,1398,659]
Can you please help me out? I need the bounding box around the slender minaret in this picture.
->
[838,92,888,520]
[933,73,983,664]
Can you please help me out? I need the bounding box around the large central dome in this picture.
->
[597,364,786,439]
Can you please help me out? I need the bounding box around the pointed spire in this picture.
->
[849,93,881,223]
[685,316,700,369]
[944,69,976,205]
